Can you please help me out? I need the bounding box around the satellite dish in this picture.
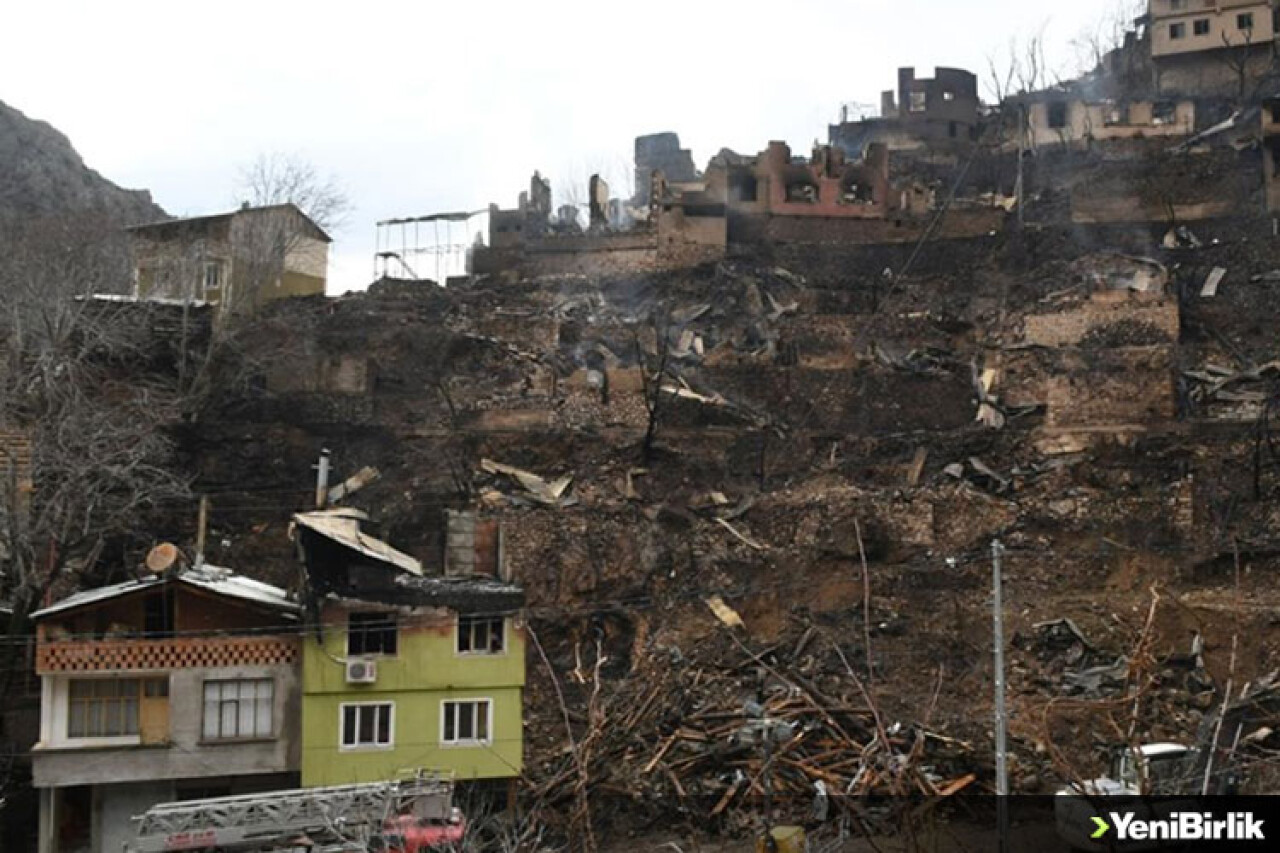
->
[145,543,180,574]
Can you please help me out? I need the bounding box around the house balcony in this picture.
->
[36,634,299,675]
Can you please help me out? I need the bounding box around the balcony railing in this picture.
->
[36,634,299,674]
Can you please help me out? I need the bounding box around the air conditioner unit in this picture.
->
[345,660,377,684]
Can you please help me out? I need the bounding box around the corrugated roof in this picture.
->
[31,566,299,620]
[292,510,423,576]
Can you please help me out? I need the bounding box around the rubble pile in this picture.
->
[526,620,983,837]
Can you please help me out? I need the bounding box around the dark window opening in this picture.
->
[949,121,958,138]
[348,612,398,656]
[729,172,758,202]
[1270,102,1280,124]
[1048,102,1069,129]
[1154,101,1178,124]
[458,615,506,654]
[143,591,174,638]
[785,182,818,203]
[1170,22,1186,39]
[840,176,875,205]
[1193,18,1210,36]
[1238,12,1254,30]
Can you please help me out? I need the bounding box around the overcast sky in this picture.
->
[4,0,1133,292]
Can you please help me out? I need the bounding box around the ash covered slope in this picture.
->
[0,99,164,225]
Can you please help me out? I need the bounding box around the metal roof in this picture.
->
[31,565,299,620]
[292,510,423,576]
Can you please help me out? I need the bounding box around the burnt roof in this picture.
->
[331,573,525,614]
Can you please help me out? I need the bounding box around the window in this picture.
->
[1048,102,1069,129]
[442,699,491,745]
[1193,18,1210,36]
[341,702,393,748]
[457,615,505,654]
[202,679,274,740]
[202,262,223,292]
[1170,21,1186,39]
[348,612,397,656]
[943,91,955,102]
[908,91,927,113]
[1238,12,1254,30]
[68,679,141,738]
[1170,0,1185,9]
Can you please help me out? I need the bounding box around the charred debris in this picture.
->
[20,62,1280,849]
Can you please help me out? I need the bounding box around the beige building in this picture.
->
[1149,0,1277,94]
[129,203,330,314]
[1150,0,1273,57]
[1014,97,1196,149]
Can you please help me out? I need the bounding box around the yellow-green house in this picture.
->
[292,509,526,788]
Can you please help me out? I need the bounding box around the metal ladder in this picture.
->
[127,773,453,852]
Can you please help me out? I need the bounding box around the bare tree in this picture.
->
[1220,25,1258,104]
[226,153,352,315]
[236,152,351,234]
[1070,0,1145,78]
[636,308,674,465]
[0,213,192,642]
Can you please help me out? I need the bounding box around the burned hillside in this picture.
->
[171,183,1280,837]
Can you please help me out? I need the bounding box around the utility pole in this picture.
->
[1015,105,1026,228]
[314,449,331,510]
[194,496,210,567]
[992,538,1009,853]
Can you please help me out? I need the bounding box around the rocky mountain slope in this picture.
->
[0,98,164,225]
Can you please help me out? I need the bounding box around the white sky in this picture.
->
[3,0,1132,292]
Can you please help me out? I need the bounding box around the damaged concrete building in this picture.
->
[829,66,982,155]
[473,132,1005,280]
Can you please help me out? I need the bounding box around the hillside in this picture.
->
[0,99,163,225]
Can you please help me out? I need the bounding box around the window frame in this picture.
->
[1238,12,1254,30]
[201,678,275,742]
[456,614,506,655]
[347,611,399,658]
[67,678,142,739]
[1170,21,1187,39]
[202,261,223,293]
[440,698,493,747]
[1192,18,1210,36]
[339,701,395,751]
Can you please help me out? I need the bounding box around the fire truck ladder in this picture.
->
[127,772,453,852]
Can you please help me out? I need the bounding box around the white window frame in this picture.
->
[339,701,395,751]
[456,614,506,656]
[440,698,493,747]
[201,678,275,742]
